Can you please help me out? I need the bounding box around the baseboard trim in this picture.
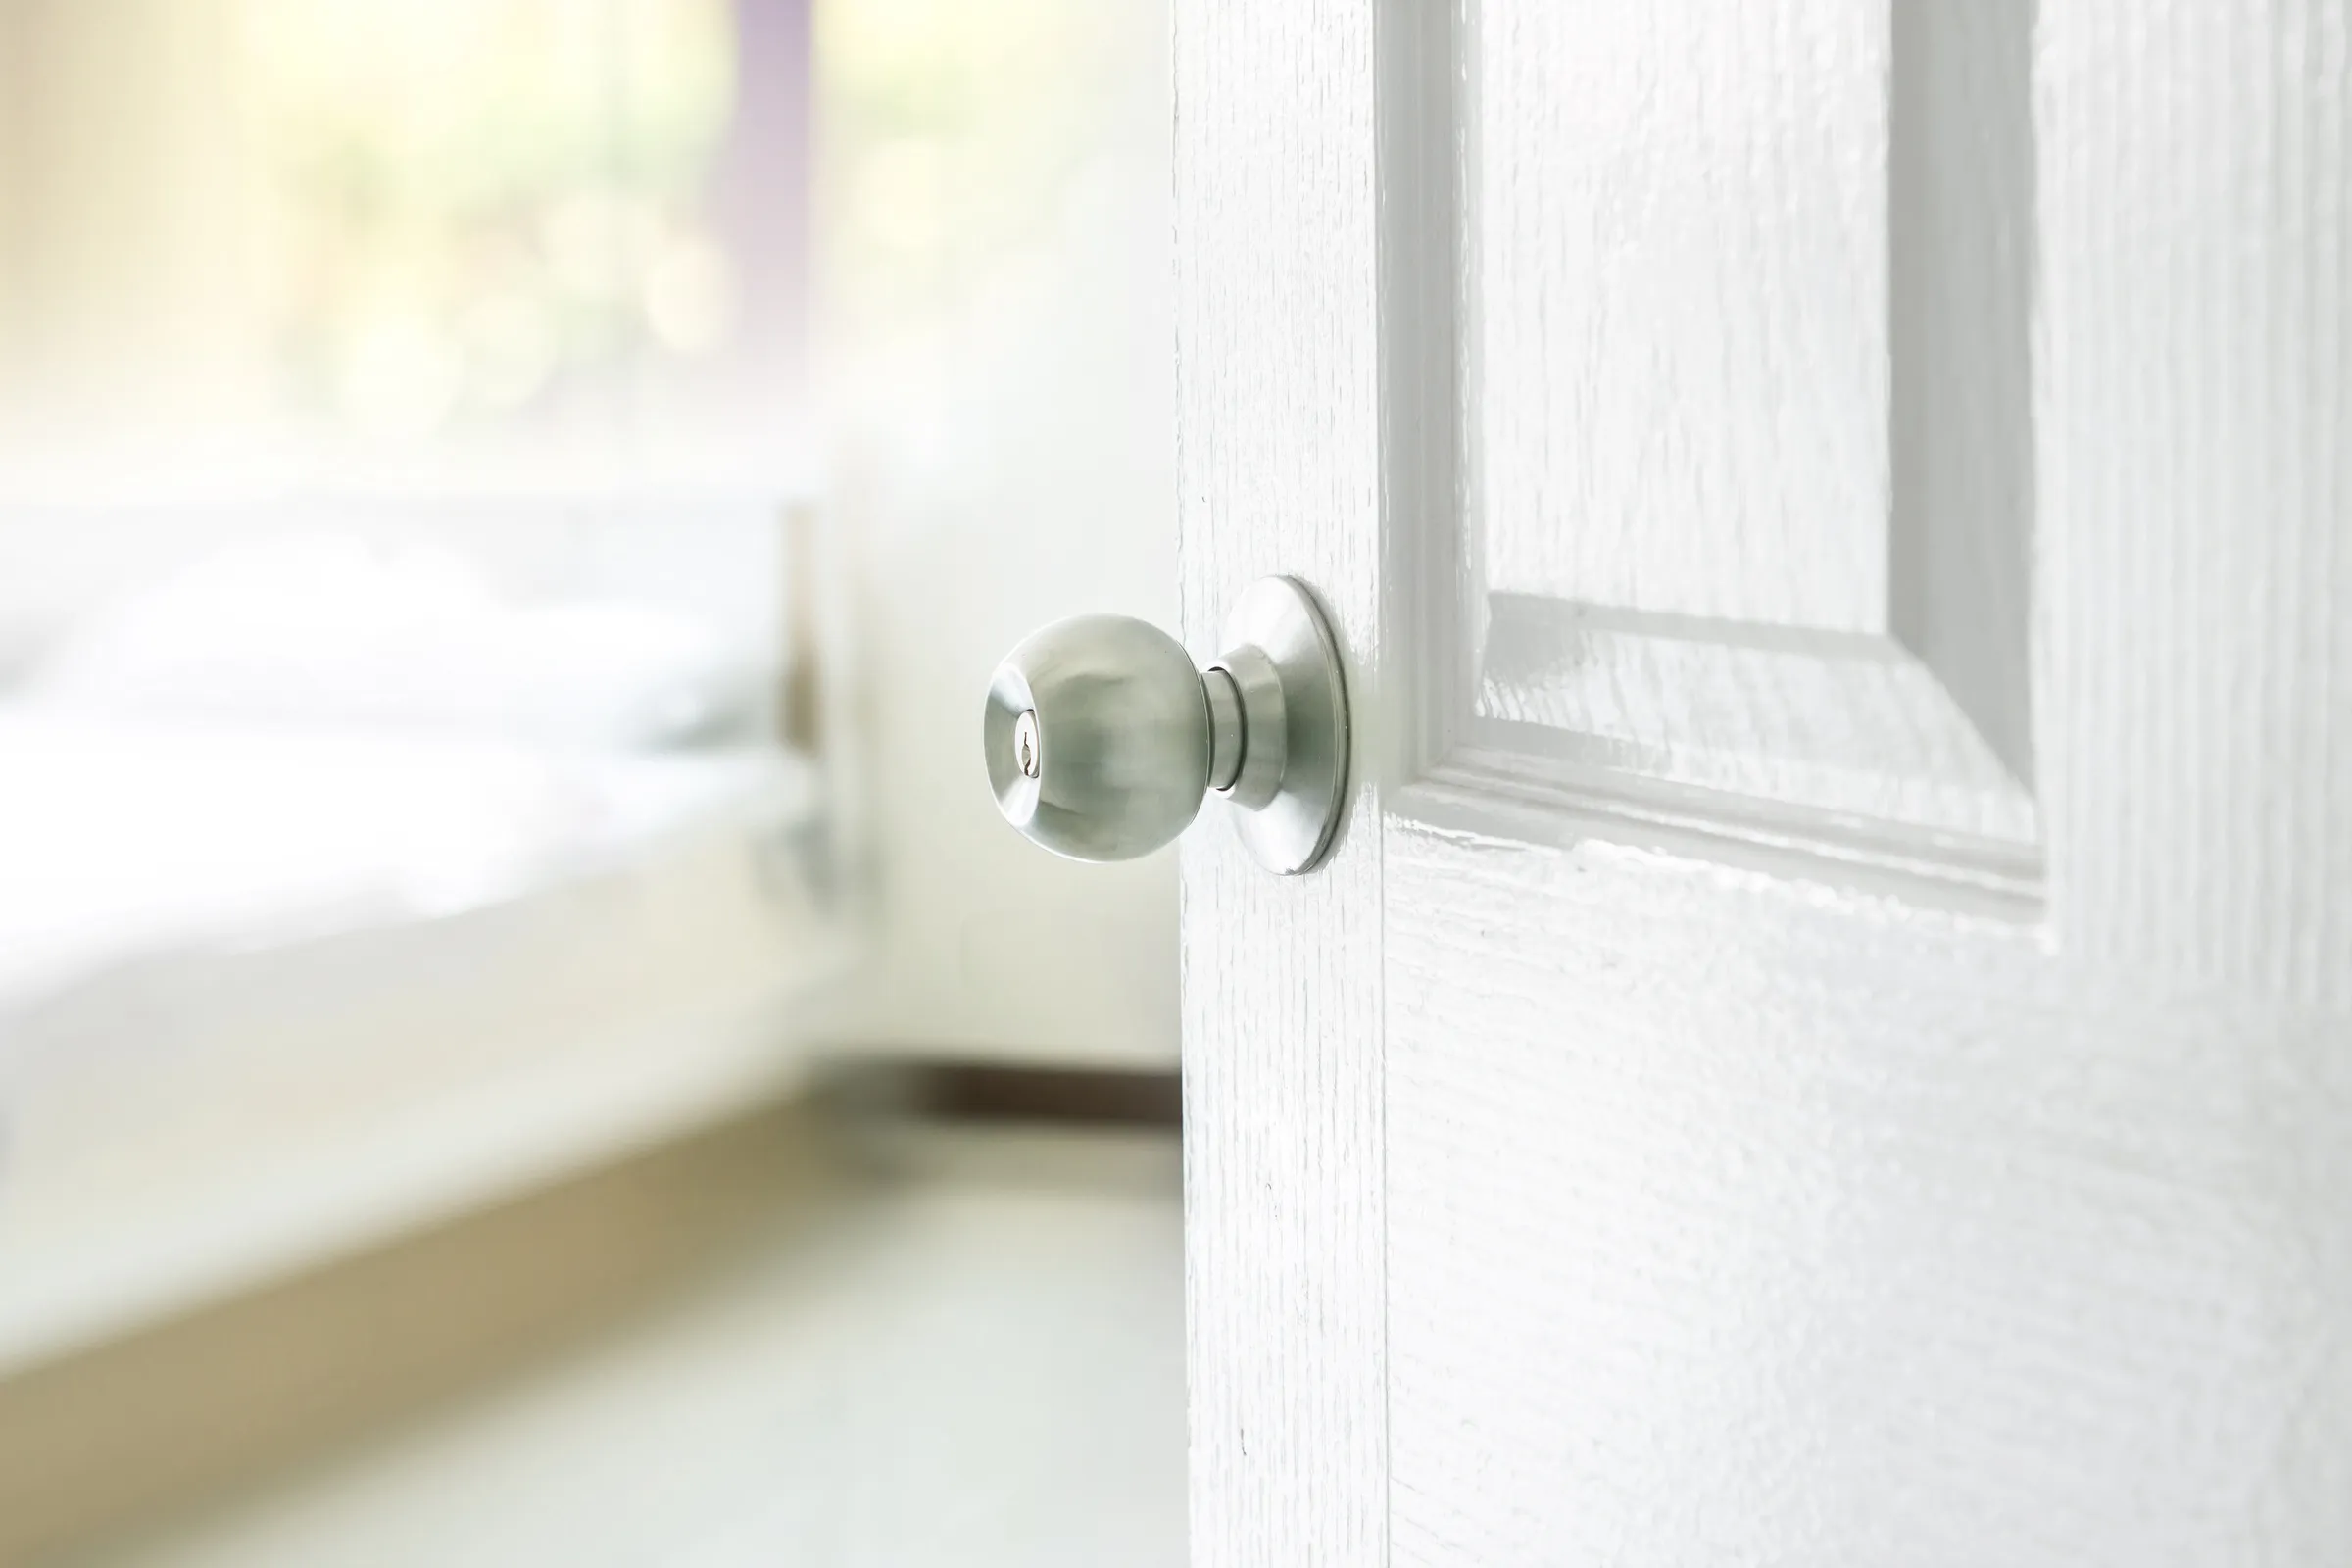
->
[824,1057,1183,1130]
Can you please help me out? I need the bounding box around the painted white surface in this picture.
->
[2037,0,2350,1000]
[1174,4,1388,1563]
[1180,0,2351,1560]
[1440,0,2044,900]
[820,0,1179,1067]
[1474,0,1888,633]
[98,1132,1186,1568]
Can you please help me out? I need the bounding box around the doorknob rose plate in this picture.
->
[982,576,1349,874]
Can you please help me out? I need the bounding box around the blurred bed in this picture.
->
[0,523,849,1374]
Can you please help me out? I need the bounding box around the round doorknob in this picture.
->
[983,575,1349,873]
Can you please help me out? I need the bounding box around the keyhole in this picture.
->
[1013,709,1042,780]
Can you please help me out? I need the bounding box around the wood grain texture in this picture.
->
[1386,824,2352,1565]
[1474,595,2037,845]
[1184,0,2348,1559]
[2038,0,2352,1006]
[1428,0,2047,901]
[1174,3,1387,1563]
[1379,1,2352,1559]
[1471,0,1888,633]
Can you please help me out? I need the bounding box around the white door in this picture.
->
[1176,3,2351,1562]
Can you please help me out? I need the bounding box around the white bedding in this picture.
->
[0,710,841,1370]
[0,709,799,1025]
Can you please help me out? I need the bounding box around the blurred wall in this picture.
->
[0,0,273,458]
[818,0,1176,1065]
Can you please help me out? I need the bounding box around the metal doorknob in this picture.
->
[984,576,1349,874]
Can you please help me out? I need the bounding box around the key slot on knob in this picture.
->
[1012,708,1044,780]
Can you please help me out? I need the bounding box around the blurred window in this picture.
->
[0,0,807,496]
[0,0,818,1064]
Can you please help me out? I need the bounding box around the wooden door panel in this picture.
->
[1382,0,2352,1558]
[1421,0,2041,907]
[1179,0,2351,1562]
[1473,0,1888,634]
[2035,1,2352,1004]
[1175,4,1390,1563]
[1386,824,2352,1564]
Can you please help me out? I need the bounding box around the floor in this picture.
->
[83,1128,1188,1568]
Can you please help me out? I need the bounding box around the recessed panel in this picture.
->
[1442,0,2040,883]
[1471,0,1890,634]
[1479,596,2035,846]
